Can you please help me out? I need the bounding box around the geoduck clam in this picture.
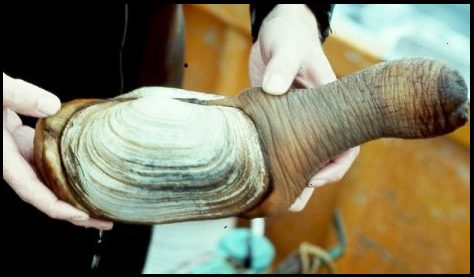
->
[34,58,469,224]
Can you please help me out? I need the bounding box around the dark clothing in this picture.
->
[4,2,184,102]
[3,2,182,274]
[3,3,332,274]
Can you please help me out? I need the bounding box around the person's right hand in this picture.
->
[3,73,113,230]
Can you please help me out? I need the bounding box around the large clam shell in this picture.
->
[52,89,269,224]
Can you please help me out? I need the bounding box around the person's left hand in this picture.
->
[249,4,360,212]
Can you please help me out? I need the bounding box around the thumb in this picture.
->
[3,73,61,117]
[262,51,300,95]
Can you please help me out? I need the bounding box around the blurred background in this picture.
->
[331,4,470,98]
[181,4,470,274]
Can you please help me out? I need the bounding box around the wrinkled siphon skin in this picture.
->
[34,58,468,224]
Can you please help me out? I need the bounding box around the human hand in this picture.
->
[3,73,113,230]
[248,4,360,211]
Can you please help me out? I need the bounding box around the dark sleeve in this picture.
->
[250,4,335,43]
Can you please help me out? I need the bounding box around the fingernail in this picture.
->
[263,73,288,95]
[38,96,61,116]
[310,179,327,187]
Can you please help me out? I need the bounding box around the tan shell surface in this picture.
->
[58,89,269,223]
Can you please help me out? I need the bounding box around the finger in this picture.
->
[289,187,316,212]
[71,218,114,230]
[3,130,89,221]
[4,108,22,131]
[308,146,361,187]
[249,42,266,87]
[301,50,337,87]
[3,73,61,117]
[5,109,35,161]
[262,50,300,95]
[11,125,36,162]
